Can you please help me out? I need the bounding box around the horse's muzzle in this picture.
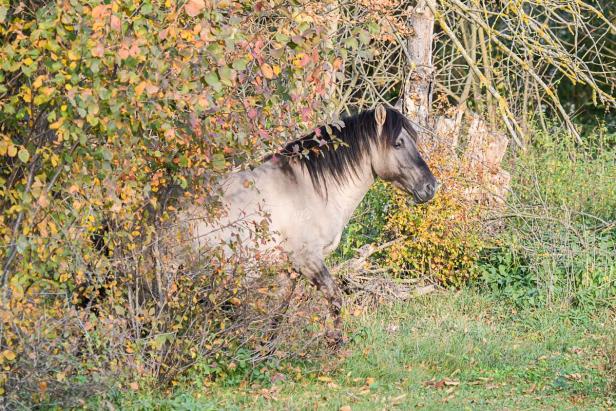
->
[412,180,439,204]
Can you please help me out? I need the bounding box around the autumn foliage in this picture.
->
[0,0,350,404]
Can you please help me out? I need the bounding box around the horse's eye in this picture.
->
[394,139,404,149]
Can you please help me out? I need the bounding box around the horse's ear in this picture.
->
[375,104,387,127]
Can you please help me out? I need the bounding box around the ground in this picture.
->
[107,289,615,410]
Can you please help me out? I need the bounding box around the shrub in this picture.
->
[0,0,354,405]
[384,181,483,286]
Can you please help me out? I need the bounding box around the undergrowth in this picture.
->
[478,126,616,310]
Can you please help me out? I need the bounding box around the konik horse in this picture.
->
[190,104,437,341]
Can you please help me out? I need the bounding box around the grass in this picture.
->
[95,288,615,410]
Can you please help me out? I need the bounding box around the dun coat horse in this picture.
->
[191,104,437,340]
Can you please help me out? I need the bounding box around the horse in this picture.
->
[188,104,437,342]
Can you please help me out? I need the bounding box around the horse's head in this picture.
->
[371,105,437,204]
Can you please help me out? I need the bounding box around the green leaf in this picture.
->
[18,147,30,163]
[232,58,248,71]
[204,72,222,91]
[218,67,235,86]
[344,37,358,49]
[178,154,189,167]
[16,235,28,253]
[0,6,7,24]
[274,33,290,43]
[358,30,371,45]
[212,153,225,171]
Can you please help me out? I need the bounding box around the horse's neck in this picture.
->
[319,160,375,226]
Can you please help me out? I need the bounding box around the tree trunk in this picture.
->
[403,0,435,134]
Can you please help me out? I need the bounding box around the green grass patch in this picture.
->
[93,289,615,410]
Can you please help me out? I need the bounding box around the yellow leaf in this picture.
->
[7,144,17,157]
[50,118,65,130]
[260,63,275,79]
[135,81,147,97]
[33,75,46,89]
[3,350,16,361]
[22,87,32,103]
[67,49,80,61]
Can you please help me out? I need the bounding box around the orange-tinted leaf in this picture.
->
[110,15,121,31]
[185,0,205,17]
[260,63,275,79]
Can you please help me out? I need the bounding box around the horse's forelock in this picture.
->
[382,107,417,144]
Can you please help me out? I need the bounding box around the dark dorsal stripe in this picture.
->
[265,107,417,192]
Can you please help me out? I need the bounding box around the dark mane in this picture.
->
[264,107,417,192]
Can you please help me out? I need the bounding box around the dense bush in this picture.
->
[0,0,355,405]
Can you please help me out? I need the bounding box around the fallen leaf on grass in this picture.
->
[424,378,460,389]
[468,377,494,386]
[441,391,456,403]
[391,393,407,404]
[524,383,537,394]
[565,373,583,381]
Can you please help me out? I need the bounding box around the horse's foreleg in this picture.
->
[301,261,343,344]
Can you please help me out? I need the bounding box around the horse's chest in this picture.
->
[277,206,345,256]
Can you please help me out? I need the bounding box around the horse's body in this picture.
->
[190,105,437,339]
